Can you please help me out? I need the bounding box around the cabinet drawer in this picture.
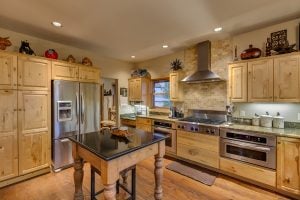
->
[52,61,78,81]
[177,143,219,168]
[121,119,136,127]
[136,117,151,125]
[220,157,276,187]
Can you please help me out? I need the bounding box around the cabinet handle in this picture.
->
[284,178,290,183]
[0,146,3,150]
[188,149,198,156]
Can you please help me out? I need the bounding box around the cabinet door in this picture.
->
[18,91,50,175]
[277,137,300,195]
[248,59,273,102]
[128,79,136,101]
[274,55,300,102]
[170,72,180,101]
[136,124,152,132]
[0,53,17,90]
[52,61,78,81]
[135,79,142,101]
[229,63,247,102]
[18,56,51,91]
[0,90,18,181]
[79,66,100,83]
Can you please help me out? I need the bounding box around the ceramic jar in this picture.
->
[273,113,284,129]
[252,115,260,126]
[260,112,273,128]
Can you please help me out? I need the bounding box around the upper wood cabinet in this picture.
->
[277,137,300,195]
[228,63,248,102]
[52,61,78,81]
[0,53,17,90]
[248,58,273,102]
[0,90,18,181]
[274,55,300,102]
[170,71,183,101]
[128,77,151,105]
[18,90,50,175]
[17,56,51,91]
[79,66,100,83]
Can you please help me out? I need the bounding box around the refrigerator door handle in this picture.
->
[75,92,79,122]
[81,93,85,124]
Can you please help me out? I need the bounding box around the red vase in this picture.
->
[45,49,58,59]
[240,45,261,60]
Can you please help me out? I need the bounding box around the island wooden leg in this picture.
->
[103,183,117,200]
[73,156,84,200]
[154,155,164,200]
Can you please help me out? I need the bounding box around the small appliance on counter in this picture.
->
[273,112,284,129]
[252,113,260,126]
[260,112,273,128]
[169,106,184,119]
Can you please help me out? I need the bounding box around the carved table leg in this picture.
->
[73,156,84,200]
[121,171,129,186]
[103,183,117,200]
[154,155,164,200]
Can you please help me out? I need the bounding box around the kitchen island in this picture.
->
[68,128,167,200]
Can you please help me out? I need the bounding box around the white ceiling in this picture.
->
[0,0,300,62]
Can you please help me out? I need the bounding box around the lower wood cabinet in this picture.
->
[277,137,300,195]
[177,130,219,168]
[220,157,276,187]
[18,90,50,175]
[121,119,136,127]
[136,117,152,132]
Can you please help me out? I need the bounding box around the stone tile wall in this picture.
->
[174,39,232,114]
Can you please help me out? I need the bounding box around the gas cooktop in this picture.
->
[180,117,225,125]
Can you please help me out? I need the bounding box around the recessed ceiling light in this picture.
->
[52,21,62,27]
[131,56,135,59]
[162,45,169,48]
[214,27,222,32]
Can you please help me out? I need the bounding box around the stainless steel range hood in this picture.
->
[181,40,223,83]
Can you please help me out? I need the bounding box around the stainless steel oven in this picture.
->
[152,120,176,154]
[220,128,276,169]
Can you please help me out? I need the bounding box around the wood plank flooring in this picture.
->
[0,157,291,200]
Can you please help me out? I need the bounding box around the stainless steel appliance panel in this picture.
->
[80,83,100,134]
[52,138,74,171]
[220,138,276,169]
[152,120,176,154]
[52,80,79,139]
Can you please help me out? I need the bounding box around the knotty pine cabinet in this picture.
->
[274,55,300,102]
[0,90,18,181]
[228,62,248,102]
[136,117,152,132]
[52,60,101,83]
[248,58,274,102]
[169,71,183,101]
[277,137,300,195]
[18,91,50,175]
[229,53,300,103]
[128,77,151,105]
[177,130,219,168]
[0,53,17,90]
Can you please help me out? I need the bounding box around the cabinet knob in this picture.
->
[284,178,290,183]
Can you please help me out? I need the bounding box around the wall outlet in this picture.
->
[240,110,246,117]
[298,113,300,120]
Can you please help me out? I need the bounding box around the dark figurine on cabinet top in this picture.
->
[19,40,35,55]
[240,44,261,60]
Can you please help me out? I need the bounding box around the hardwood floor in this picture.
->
[0,157,291,200]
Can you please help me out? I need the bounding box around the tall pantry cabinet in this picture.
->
[0,52,51,183]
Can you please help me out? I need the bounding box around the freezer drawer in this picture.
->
[52,138,74,171]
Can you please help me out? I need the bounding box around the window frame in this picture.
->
[152,77,170,109]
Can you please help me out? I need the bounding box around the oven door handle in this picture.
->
[153,126,173,134]
[224,139,271,151]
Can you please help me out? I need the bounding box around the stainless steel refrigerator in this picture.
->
[51,80,100,171]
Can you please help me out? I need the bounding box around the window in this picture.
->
[153,79,170,108]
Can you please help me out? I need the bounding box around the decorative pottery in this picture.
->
[273,112,284,129]
[260,112,273,128]
[19,41,35,55]
[66,55,76,63]
[45,49,58,59]
[241,45,261,60]
[0,37,12,50]
[82,57,93,66]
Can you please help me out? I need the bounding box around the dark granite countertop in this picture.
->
[68,128,167,161]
